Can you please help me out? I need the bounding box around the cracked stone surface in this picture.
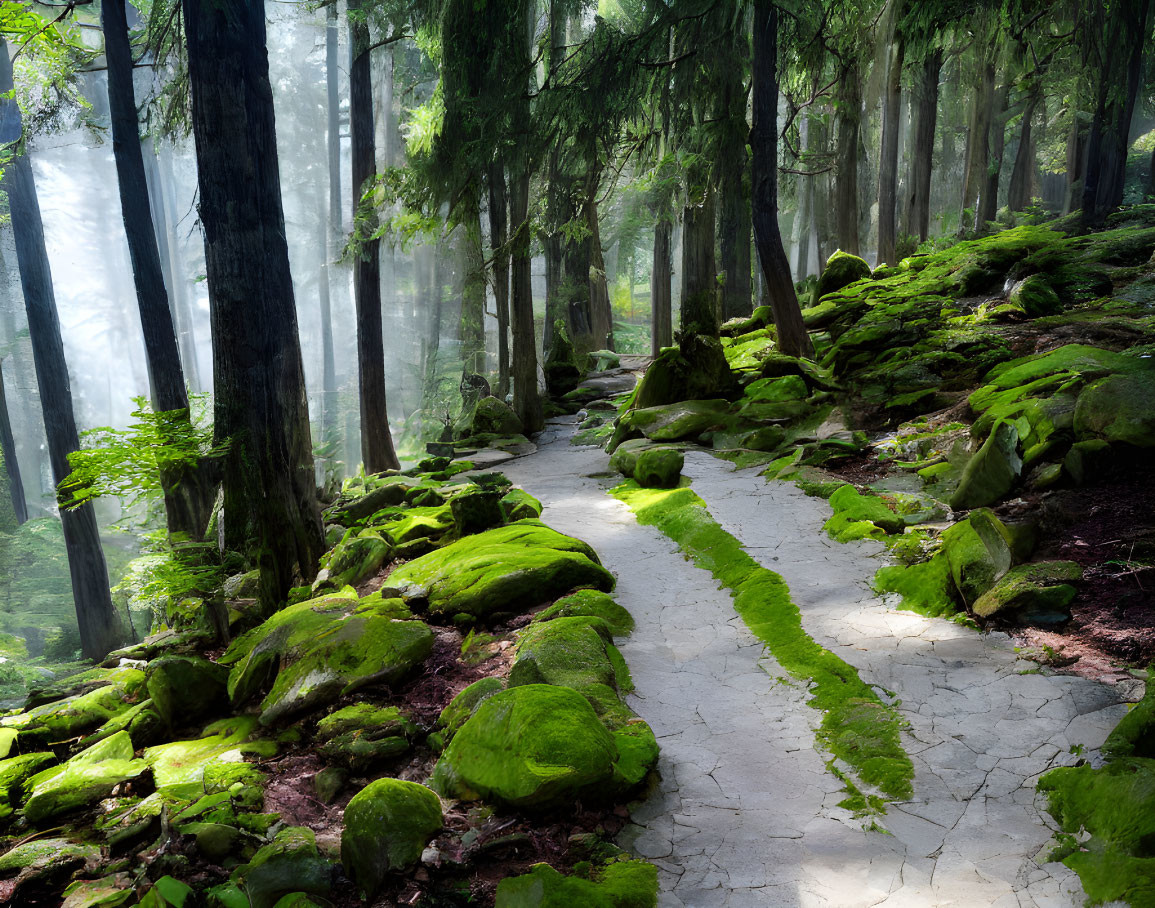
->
[500,423,1129,907]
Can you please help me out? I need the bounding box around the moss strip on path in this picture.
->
[611,479,914,810]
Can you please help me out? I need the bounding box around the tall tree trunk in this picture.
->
[718,31,752,320]
[0,363,27,524]
[905,49,941,241]
[319,0,341,451]
[1082,0,1153,224]
[349,0,399,472]
[651,219,673,354]
[794,112,813,283]
[586,196,614,350]
[960,39,996,230]
[876,10,906,266]
[835,64,862,254]
[680,190,717,336]
[488,160,511,398]
[182,0,324,610]
[511,0,542,433]
[156,144,202,388]
[0,40,123,659]
[1063,114,1087,216]
[813,115,833,266]
[979,77,1010,225]
[458,197,487,376]
[543,234,564,357]
[104,0,214,540]
[751,2,815,358]
[1007,93,1040,212]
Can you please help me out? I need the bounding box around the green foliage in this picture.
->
[59,396,216,528]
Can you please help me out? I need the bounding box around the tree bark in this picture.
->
[651,219,673,354]
[104,0,215,541]
[718,31,752,319]
[751,2,815,359]
[0,363,27,524]
[349,0,399,472]
[586,196,614,350]
[960,39,996,230]
[488,160,511,398]
[876,11,906,266]
[680,190,717,336]
[319,0,341,450]
[1007,93,1039,212]
[1081,0,1153,224]
[905,49,941,241]
[0,39,123,659]
[182,0,324,610]
[835,64,862,254]
[979,77,1010,225]
[458,196,487,377]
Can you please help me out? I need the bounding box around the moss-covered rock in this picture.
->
[823,486,905,541]
[450,487,506,535]
[1074,370,1155,448]
[509,617,620,695]
[1007,274,1061,315]
[949,421,1022,510]
[324,477,417,526]
[624,399,731,443]
[2,668,145,747]
[146,655,230,729]
[24,731,148,824]
[222,592,432,724]
[469,397,525,438]
[232,826,334,908]
[315,703,415,770]
[143,716,268,800]
[494,860,658,907]
[634,448,683,489]
[341,778,442,897]
[533,590,634,637]
[388,521,614,621]
[0,751,55,820]
[972,561,1081,624]
[0,836,100,887]
[941,510,1015,607]
[438,678,506,739]
[429,684,619,810]
[312,533,392,592]
[631,335,736,410]
[720,305,773,337]
[813,250,872,303]
[501,488,543,522]
[545,321,585,397]
[969,344,1137,413]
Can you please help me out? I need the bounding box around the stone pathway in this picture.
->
[500,421,1130,907]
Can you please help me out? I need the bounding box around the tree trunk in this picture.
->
[182,0,324,610]
[979,77,1010,225]
[511,1,542,434]
[488,160,511,398]
[0,39,123,659]
[905,49,941,241]
[543,233,564,357]
[319,0,341,450]
[751,2,815,359]
[876,14,906,266]
[1082,0,1153,225]
[718,34,752,320]
[813,115,833,265]
[104,0,215,541]
[835,64,861,254]
[0,363,27,524]
[794,112,813,283]
[348,0,399,473]
[1063,114,1087,216]
[586,196,614,350]
[1148,145,1155,200]
[1007,94,1039,212]
[651,220,673,355]
[458,196,487,376]
[960,41,996,230]
[680,191,717,336]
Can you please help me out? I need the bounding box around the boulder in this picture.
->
[949,420,1022,511]
[222,593,432,724]
[143,716,267,800]
[509,617,621,699]
[429,685,619,810]
[738,426,788,452]
[1008,274,1061,316]
[438,678,506,740]
[625,399,731,442]
[24,731,148,824]
[449,487,506,535]
[315,703,415,771]
[387,521,614,621]
[341,779,443,897]
[2,668,145,747]
[972,561,1081,625]
[312,533,392,592]
[494,860,659,907]
[544,321,584,396]
[533,590,634,637]
[823,486,905,541]
[941,510,1015,607]
[145,656,230,729]
[632,335,736,410]
[325,479,414,526]
[500,489,543,522]
[0,751,55,820]
[231,827,334,908]
[1063,439,1115,485]
[469,397,525,438]
[634,448,684,489]
[1074,370,1155,448]
[812,250,871,304]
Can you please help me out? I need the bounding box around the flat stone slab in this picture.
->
[501,429,1128,907]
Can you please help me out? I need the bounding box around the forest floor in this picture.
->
[502,416,1131,908]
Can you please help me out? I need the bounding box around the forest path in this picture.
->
[499,420,1128,907]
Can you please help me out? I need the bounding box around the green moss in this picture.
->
[813,250,872,303]
[341,778,442,897]
[388,520,615,621]
[611,481,913,806]
[873,554,962,620]
[634,448,684,489]
[143,716,268,800]
[494,859,658,907]
[1074,370,1155,448]
[533,590,634,637]
[0,750,55,819]
[972,562,1081,625]
[501,489,544,521]
[24,730,149,824]
[232,826,333,908]
[438,677,506,738]
[823,485,905,541]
